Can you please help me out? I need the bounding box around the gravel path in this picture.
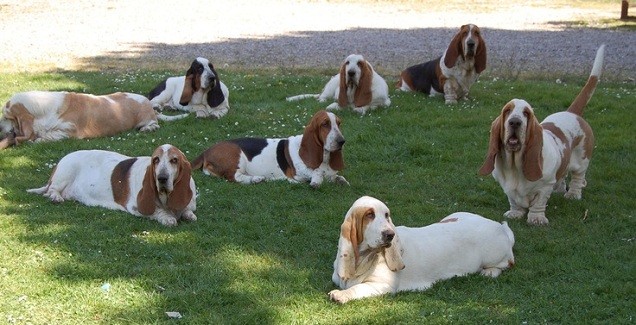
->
[0,1,634,80]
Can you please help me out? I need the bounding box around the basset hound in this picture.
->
[191,110,348,188]
[397,24,487,104]
[0,91,186,149]
[329,196,515,304]
[27,144,197,227]
[148,57,230,119]
[286,54,391,115]
[479,45,605,225]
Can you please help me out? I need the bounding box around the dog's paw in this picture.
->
[328,289,350,304]
[527,212,549,226]
[481,267,503,278]
[564,190,582,200]
[181,210,197,222]
[504,210,525,219]
[334,175,350,186]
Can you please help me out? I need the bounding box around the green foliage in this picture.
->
[0,70,634,324]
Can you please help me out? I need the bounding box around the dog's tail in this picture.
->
[500,221,515,246]
[27,184,49,194]
[156,112,189,121]
[285,94,320,102]
[567,44,605,116]
[191,153,204,170]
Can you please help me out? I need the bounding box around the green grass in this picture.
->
[0,69,634,324]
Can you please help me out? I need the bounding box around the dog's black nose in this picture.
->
[382,230,395,243]
[348,70,356,77]
[508,117,522,129]
[337,139,346,147]
[467,40,475,48]
[157,174,168,184]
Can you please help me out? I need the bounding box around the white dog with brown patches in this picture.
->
[286,54,390,115]
[191,110,347,188]
[27,144,197,227]
[0,91,186,149]
[329,196,515,304]
[479,45,604,225]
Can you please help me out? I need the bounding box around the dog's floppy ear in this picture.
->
[179,60,201,106]
[137,160,158,215]
[474,29,487,74]
[383,230,405,272]
[353,60,373,107]
[167,149,193,212]
[206,63,226,108]
[479,102,512,176]
[299,111,325,169]
[335,205,368,281]
[444,25,465,69]
[522,107,544,181]
[337,61,349,108]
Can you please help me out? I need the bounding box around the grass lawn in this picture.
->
[0,67,634,324]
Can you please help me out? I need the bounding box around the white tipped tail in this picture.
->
[285,94,320,102]
[501,221,515,246]
[567,44,605,116]
[156,113,189,121]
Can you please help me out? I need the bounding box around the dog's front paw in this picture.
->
[328,289,350,304]
[481,267,503,278]
[335,175,350,186]
[504,210,525,219]
[181,210,197,222]
[564,189,582,200]
[326,102,340,110]
[157,216,178,227]
[527,212,549,226]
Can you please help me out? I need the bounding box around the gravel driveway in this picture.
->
[0,0,634,80]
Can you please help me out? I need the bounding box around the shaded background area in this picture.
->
[1,0,634,80]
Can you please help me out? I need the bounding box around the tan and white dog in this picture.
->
[191,110,347,188]
[479,45,604,225]
[397,24,487,104]
[27,144,197,227]
[329,196,515,304]
[0,91,186,149]
[148,57,230,119]
[286,54,390,115]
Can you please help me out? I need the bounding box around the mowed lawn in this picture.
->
[0,68,634,324]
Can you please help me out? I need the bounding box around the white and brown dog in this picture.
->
[27,144,197,227]
[397,24,487,104]
[286,54,390,115]
[148,57,230,119]
[479,45,604,225]
[191,110,348,188]
[329,196,515,304]
[0,91,186,149]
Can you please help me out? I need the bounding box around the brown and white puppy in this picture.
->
[0,91,186,149]
[397,24,487,104]
[329,196,515,304]
[27,144,197,227]
[479,45,604,225]
[286,54,391,115]
[148,57,230,119]
[192,110,348,188]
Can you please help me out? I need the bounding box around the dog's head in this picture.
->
[179,57,217,106]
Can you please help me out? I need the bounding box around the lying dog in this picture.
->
[286,54,390,115]
[0,91,186,149]
[148,57,230,119]
[397,24,487,104]
[329,196,515,304]
[478,45,604,225]
[27,144,197,226]
[191,110,348,188]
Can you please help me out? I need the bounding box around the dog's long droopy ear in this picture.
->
[137,160,158,215]
[337,61,349,108]
[444,25,465,69]
[299,111,325,169]
[478,115,503,176]
[522,107,544,181]
[383,230,405,272]
[353,60,373,107]
[474,28,487,73]
[167,149,193,212]
[179,61,200,106]
[335,205,368,281]
[206,64,226,108]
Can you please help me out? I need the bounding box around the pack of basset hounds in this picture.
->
[0,22,607,303]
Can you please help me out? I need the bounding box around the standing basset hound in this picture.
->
[0,91,187,149]
[191,110,348,188]
[148,57,230,119]
[27,144,197,226]
[328,196,515,304]
[397,24,487,104]
[478,45,604,225]
[286,54,391,115]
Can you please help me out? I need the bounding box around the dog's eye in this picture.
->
[321,121,330,127]
[385,213,389,219]
[152,157,159,165]
[365,212,375,220]
[170,158,178,164]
